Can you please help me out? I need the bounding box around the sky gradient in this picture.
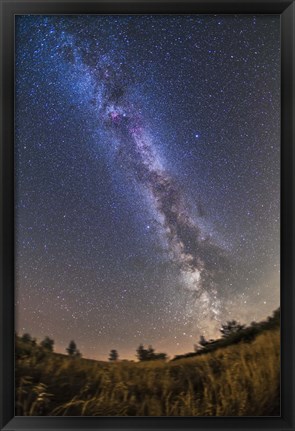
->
[15,15,280,360]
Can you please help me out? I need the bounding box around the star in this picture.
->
[15,14,280,360]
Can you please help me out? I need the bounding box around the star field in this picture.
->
[15,15,280,360]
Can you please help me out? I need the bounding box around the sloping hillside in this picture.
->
[15,327,280,416]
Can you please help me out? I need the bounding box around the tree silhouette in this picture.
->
[199,335,209,347]
[40,336,54,352]
[21,333,32,343]
[220,320,245,338]
[268,307,280,326]
[136,344,149,361]
[147,345,155,357]
[66,340,78,356]
[136,344,167,361]
[109,349,119,361]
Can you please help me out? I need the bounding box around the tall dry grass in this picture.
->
[15,328,280,416]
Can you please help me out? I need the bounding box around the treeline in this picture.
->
[16,335,167,363]
[172,307,280,361]
[136,344,167,361]
[16,335,82,359]
[16,307,280,363]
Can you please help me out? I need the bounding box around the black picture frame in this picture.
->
[0,0,294,430]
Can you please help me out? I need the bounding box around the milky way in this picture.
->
[15,15,280,359]
[65,41,229,328]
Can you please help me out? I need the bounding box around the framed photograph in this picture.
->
[1,0,294,430]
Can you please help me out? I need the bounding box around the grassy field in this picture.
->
[15,327,280,416]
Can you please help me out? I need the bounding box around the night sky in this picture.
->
[15,15,280,360]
